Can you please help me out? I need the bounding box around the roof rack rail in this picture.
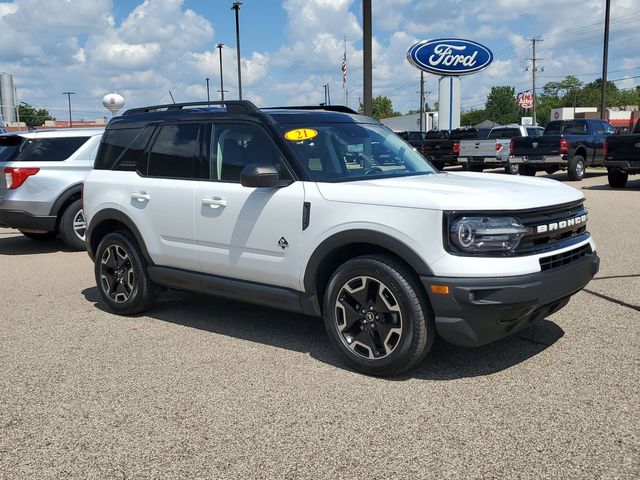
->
[263,105,360,115]
[123,100,260,116]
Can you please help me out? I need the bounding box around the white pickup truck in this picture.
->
[459,125,544,174]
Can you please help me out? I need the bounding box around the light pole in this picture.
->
[231,2,243,100]
[62,91,75,128]
[217,43,225,102]
[363,0,372,116]
[600,0,611,120]
[206,77,210,104]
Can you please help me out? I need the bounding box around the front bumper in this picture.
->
[421,251,599,347]
[0,209,57,232]
[509,154,567,165]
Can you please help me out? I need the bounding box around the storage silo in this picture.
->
[0,73,16,124]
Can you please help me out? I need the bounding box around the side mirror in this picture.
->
[240,163,289,188]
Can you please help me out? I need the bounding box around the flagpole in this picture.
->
[343,36,347,106]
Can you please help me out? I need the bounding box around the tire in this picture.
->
[322,255,435,376]
[469,164,484,172]
[432,160,445,171]
[607,169,628,189]
[567,155,585,181]
[505,161,519,175]
[59,199,87,250]
[19,230,57,241]
[520,166,536,176]
[94,231,158,315]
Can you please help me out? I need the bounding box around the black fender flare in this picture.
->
[49,183,82,218]
[302,229,434,293]
[86,208,153,264]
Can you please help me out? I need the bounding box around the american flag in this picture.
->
[342,50,347,85]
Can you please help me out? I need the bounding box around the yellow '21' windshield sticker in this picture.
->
[284,128,318,141]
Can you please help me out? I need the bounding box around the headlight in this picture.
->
[449,216,529,254]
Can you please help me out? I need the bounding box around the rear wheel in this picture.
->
[505,161,519,175]
[19,230,57,241]
[607,169,628,188]
[567,155,585,181]
[520,166,536,176]
[95,231,158,315]
[432,160,445,171]
[323,255,435,376]
[469,164,484,172]
[59,199,86,250]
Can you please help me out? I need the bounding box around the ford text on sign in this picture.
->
[407,38,493,76]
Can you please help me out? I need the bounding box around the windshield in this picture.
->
[281,123,435,182]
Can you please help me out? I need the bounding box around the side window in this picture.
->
[146,124,207,180]
[96,128,142,170]
[208,123,290,183]
[115,127,154,171]
[15,137,89,162]
[593,121,605,135]
[602,122,616,135]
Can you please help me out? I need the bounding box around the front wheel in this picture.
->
[323,255,435,376]
[567,155,585,181]
[94,231,157,315]
[607,169,628,188]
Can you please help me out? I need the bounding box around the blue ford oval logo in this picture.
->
[407,38,493,76]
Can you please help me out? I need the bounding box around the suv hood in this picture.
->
[315,172,584,211]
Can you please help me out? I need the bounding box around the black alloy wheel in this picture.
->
[323,255,434,376]
[94,231,157,314]
[334,275,404,360]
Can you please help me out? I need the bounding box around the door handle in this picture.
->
[202,197,227,208]
[131,192,150,202]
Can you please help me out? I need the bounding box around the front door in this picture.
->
[194,122,305,291]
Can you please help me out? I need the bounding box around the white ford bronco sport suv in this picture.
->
[0,128,103,249]
[83,101,599,376]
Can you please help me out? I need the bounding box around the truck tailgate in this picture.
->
[511,135,563,156]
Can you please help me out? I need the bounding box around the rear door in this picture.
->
[193,121,305,290]
[117,123,204,271]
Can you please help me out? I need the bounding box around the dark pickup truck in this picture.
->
[604,120,640,188]
[509,118,616,180]
[402,128,489,170]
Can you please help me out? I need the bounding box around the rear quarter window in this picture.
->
[95,127,149,170]
[5,136,90,162]
[488,128,520,139]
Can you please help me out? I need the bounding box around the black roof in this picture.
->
[109,100,376,130]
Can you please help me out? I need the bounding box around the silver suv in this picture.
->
[0,128,103,249]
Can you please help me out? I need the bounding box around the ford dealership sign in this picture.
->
[407,38,493,76]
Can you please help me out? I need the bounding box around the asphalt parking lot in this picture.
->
[1,170,638,479]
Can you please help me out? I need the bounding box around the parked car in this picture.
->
[459,124,544,174]
[0,126,6,135]
[404,128,486,170]
[0,128,104,249]
[509,118,616,180]
[83,101,598,376]
[604,119,640,188]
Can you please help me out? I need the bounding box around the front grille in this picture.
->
[539,244,591,271]
[515,201,588,254]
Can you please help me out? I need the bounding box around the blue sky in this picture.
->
[0,0,638,122]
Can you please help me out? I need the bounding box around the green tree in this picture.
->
[461,108,487,127]
[18,103,54,127]
[359,96,401,120]
[484,86,519,125]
